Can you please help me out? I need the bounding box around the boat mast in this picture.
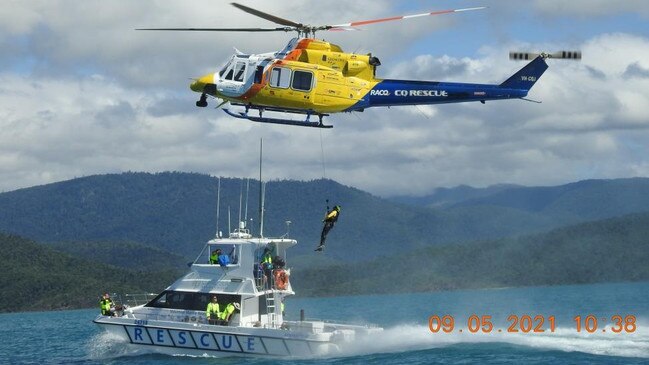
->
[258,139,265,238]
[244,178,250,226]
[215,177,221,238]
[238,180,243,228]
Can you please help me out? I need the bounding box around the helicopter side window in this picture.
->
[233,62,246,82]
[270,67,291,89]
[291,70,313,92]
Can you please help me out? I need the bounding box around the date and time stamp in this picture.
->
[428,314,637,334]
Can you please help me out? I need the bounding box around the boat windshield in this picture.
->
[198,243,240,266]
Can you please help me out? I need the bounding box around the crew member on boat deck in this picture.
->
[261,247,273,288]
[315,205,340,252]
[220,302,241,325]
[210,249,221,265]
[99,293,115,316]
[206,295,220,325]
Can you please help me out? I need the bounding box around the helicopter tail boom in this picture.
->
[352,56,549,110]
[499,56,549,91]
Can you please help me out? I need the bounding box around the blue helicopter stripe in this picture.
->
[347,56,548,111]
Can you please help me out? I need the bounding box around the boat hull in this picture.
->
[94,315,337,357]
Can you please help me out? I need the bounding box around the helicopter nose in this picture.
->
[190,74,216,93]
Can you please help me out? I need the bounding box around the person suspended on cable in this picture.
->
[315,205,340,252]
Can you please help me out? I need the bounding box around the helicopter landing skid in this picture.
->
[222,108,333,129]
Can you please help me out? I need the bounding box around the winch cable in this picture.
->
[319,129,331,214]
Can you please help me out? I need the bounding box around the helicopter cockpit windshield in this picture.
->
[218,58,233,78]
[219,55,250,84]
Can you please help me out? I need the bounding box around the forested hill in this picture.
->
[1,173,649,262]
[0,232,178,313]
[293,211,649,296]
[391,178,649,222]
[2,209,649,312]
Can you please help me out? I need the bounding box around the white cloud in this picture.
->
[1,2,649,196]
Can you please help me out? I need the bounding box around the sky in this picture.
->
[1,0,649,197]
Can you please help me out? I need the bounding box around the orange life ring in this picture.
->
[274,269,289,290]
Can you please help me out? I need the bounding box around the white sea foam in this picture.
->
[85,331,153,360]
[338,321,649,359]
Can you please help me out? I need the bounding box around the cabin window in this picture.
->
[146,291,242,311]
[219,59,233,77]
[148,291,193,309]
[270,67,291,88]
[292,70,313,91]
[205,243,240,266]
[233,62,246,82]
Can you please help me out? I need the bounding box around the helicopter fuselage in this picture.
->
[190,37,547,125]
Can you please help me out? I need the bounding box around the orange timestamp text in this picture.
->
[428,314,637,334]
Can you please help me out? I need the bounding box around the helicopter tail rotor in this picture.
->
[510,51,582,61]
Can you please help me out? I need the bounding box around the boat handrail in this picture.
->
[117,293,158,307]
[287,318,381,329]
[111,293,158,307]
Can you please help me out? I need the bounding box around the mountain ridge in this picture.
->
[1,173,649,262]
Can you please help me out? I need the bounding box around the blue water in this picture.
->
[1,282,648,364]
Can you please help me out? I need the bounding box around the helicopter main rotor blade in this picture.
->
[137,27,293,32]
[326,6,487,31]
[230,2,303,28]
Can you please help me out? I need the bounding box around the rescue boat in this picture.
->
[93,221,381,357]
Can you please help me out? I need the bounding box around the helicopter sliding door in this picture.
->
[265,66,315,110]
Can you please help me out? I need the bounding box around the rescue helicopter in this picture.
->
[139,3,581,128]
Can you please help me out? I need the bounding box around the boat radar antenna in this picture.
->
[281,220,292,238]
